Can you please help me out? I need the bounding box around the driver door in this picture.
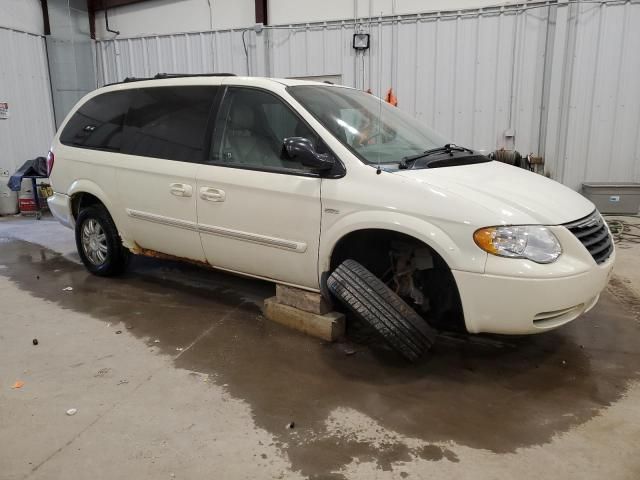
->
[195,87,322,289]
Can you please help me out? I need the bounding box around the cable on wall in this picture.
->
[105,7,120,36]
[242,29,250,75]
[207,0,213,31]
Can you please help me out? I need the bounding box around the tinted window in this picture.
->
[60,90,130,151]
[122,86,218,162]
[210,87,317,172]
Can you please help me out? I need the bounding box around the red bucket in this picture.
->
[19,179,37,213]
[19,197,37,213]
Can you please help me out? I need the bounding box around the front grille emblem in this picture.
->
[580,215,602,228]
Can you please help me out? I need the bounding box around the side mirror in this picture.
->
[282,137,335,171]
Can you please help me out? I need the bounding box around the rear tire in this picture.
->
[75,205,129,277]
[327,259,436,361]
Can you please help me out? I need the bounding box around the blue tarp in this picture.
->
[8,157,47,191]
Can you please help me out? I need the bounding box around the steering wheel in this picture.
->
[358,131,383,146]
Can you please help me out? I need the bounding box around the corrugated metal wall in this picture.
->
[95,0,640,189]
[0,27,56,175]
[555,0,640,189]
[97,30,251,83]
[46,0,98,128]
[96,5,550,155]
[265,7,550,155]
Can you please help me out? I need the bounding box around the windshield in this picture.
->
[288,85,450,165]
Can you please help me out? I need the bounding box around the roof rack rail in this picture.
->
[113,72,236,85]
[153,73,236,79]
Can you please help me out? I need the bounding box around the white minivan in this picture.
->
[47,74,615,359]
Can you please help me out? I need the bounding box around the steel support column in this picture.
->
[255,0,268,25]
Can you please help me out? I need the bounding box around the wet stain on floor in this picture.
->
[2,238,640,478]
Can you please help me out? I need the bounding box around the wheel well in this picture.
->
[329,229,465,331]
[330,229,424,275]
[70,193,104,220]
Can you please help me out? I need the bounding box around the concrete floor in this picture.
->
[1,214,640,480]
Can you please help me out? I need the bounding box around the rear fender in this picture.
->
[67,180,133,248]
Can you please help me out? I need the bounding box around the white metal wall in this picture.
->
[97,29,252,82]
[94,0,255,39]
[553,0,640,189]
[0,27,56,175]
[0,0,43,35]
[96,4,550,154]
[95,0,640,189]
[265,7,550,155]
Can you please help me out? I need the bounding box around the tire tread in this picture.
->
[328,259,436,361]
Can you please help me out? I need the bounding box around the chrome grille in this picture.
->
[563,211,613,264]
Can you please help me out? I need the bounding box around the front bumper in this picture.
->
[453,250,615,335]
[47,192,73,229]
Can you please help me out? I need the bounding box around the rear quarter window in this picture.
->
[59,90,131,151]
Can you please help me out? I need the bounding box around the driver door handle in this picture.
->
[200,187,226,202]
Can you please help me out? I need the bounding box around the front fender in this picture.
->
[319,210,487,277]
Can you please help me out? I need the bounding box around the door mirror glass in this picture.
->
[282,137,335,171]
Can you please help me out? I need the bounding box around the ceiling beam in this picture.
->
[93,0,154,10]
[255,0,268,25]
[40,0,51,35]
[87,0,96,39]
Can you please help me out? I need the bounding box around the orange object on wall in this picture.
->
[385,88,398,106]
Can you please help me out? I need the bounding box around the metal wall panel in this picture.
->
[0,28,56,175]
[46,0,98,128]
[97,6,550,155]
[94,1,640,189]
[558,0,640,189]
[97,29,251,85]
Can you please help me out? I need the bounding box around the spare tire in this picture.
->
[327,259,436,361]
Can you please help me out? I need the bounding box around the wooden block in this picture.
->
[263,297,345,342]
[276,284,332,315]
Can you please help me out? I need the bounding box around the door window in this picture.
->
[210,88,317,172]
[60,90,131,151]
[122,86,218,162]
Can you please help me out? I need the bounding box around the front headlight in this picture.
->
[473,225,562,263]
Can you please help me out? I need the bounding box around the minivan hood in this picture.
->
[394,161,594,225]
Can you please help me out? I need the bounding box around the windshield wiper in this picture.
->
[398,143,474,169]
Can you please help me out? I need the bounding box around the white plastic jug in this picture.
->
[0,169,18,215]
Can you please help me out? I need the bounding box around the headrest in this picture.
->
[229,103,254,130]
